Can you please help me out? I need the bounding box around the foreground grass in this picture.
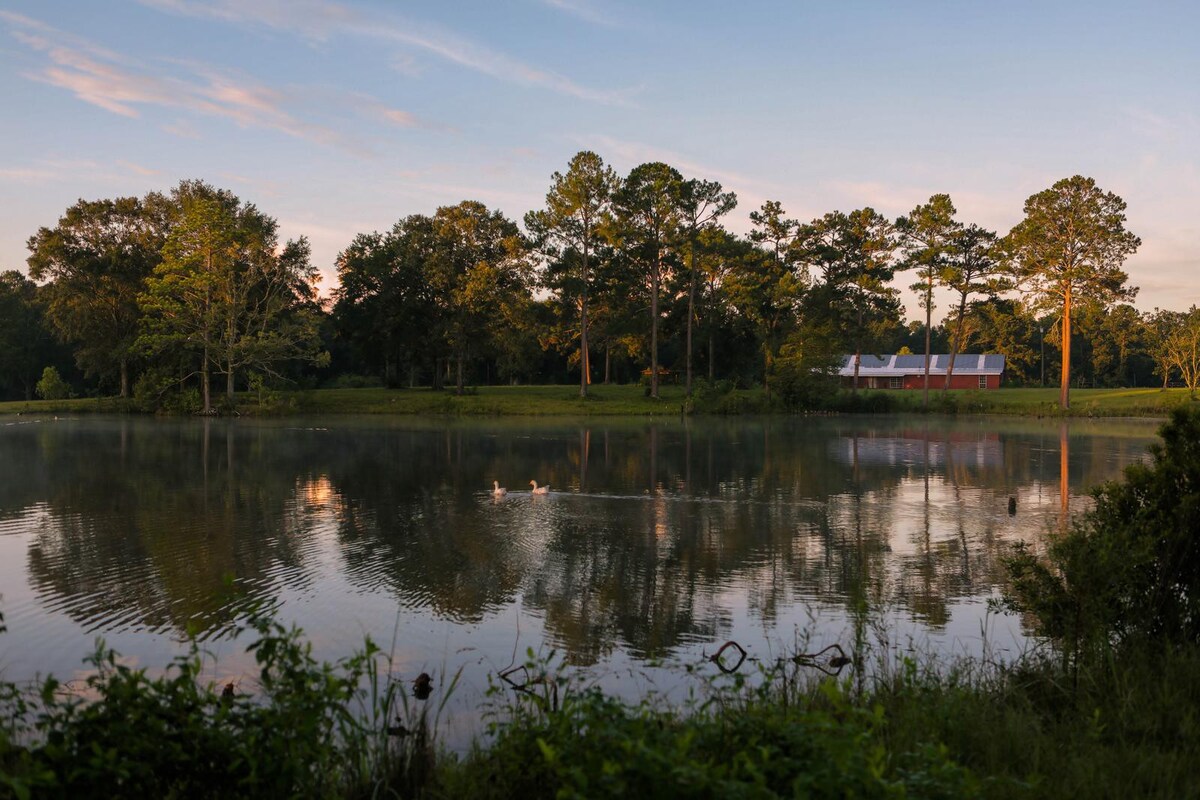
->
[5,630,1198,798]
[434,644,1200,800]
[2,385,1197,418]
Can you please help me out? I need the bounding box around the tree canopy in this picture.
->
[1003,176,1140,409]
[9,162,1172,409]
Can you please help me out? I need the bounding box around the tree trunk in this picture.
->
[686,245,697,397]
[226,364,235,402]
[650,250,660,399]
[432,357,443,391]
[580,248,589,398]
[604,343,611,385]
[120,358,129,399]
[923,273,932,407]
[709,331,715,382]
[763,337,774,400]
[944,294,968,392]
[456,350,465,396]
[202,348,211,414]
[1060,288,1072,410]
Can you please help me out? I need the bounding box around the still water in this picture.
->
[0,414,1158,737]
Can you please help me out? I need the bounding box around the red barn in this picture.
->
[838,354,1005,390]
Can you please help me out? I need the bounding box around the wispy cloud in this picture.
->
[2,12,433,155]
[162,119,202,139]
[118,161,161,177]
[1124,106,1200,146]
[136,0,633,105]
[0,158,130,186]
[540,0,618,28]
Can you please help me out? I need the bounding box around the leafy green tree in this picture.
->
[678,178,736,396]
[896,194,960,404]
[1005,407,1200,660]
[1163,306,1200,396]
[748,200,800,272]
[1085,303,1142,387]
[588,243,644,384]
[694,227,744,382]
[941,224,1004,390]
[795,209,900,390]
[26,196,165,397]
[726,203,805,393]
[968,299,1039,384]
[138,181,326,413]
[0,270,59,400]
[1143,308,1181,390]
[332,226,436,386]
[35,365,70,400]
[612,163,684,398]
[1003,176,1140,409]
[525,151,619,397]
[771,317,843,409]
[424,202,533,395]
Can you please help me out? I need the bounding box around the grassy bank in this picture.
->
[4,621,1197,799]
[2,385,1197,418]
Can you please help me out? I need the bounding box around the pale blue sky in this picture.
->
[2,0,1197,315]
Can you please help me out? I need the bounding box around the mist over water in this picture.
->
[0,414,1158,740]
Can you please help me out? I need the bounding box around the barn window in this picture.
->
[978,375,988,389]
[889,377,902,389]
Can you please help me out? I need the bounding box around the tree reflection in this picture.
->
[16,419,324,637]
[0,415,1158,662]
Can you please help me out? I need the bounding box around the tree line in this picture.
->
[4,152,1193,411]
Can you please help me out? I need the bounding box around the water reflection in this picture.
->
[0,415,1158,681]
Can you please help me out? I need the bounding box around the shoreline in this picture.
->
[1,385,1196,419]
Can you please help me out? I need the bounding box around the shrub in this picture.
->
[770,324,842,411]
[34,367,70,401]
[132,370,201,414]
[0,619,421,799]
[324,373,384,390]
[451,673,977,799]
[1004,406,1200,658]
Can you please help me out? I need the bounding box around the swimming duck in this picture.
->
[529,480,549,495]
[492,480,507,498]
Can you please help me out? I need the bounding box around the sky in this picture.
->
[2,0,1198,318]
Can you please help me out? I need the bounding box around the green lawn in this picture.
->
[287,383,703,416]
[2,384,1196,417]
[947,386,1200,417]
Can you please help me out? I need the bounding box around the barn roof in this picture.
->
[838,354,1005,377]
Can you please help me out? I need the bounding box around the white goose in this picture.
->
[492,480,507,498]
[529,480,550,495]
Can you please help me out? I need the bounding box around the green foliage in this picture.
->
[325,373,385,390]
[34,366,70,400]
[0,271,61,402]
[25,195,164,398]
[138,180,327,413]
[0,619,421,799]
[1003,175,1140,408]
[3,610,1199,798]
[452,670,975,800]
[1004,407,1200,657]
[131,368,201,414]
[770,320,842,410]
[525,151,621,397]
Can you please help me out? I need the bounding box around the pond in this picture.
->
[0,413,1159,742]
